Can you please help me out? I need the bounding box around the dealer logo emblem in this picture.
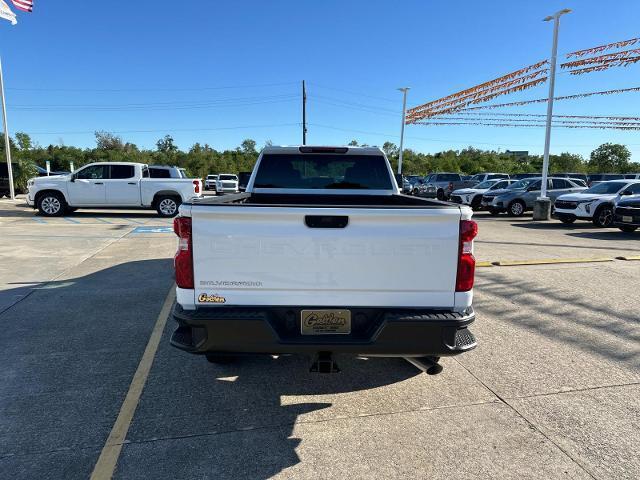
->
[198,293,226,303]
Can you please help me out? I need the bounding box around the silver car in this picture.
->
[481,177,586,216]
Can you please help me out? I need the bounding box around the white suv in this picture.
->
[554,180,640,227]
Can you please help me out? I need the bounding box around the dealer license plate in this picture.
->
[301,310,351,335]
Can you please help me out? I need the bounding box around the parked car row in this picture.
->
[450,175,640,233]
[403,171,601,201]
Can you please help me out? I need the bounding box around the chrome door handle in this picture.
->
[128,182,136,185]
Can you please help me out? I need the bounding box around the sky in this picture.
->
[1,0,639,159]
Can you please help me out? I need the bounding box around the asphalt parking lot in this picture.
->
[1,197,638,480]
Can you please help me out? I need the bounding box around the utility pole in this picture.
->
[397,87,410,175]
[302,80,307,145]
[0,55,15,200]
[534,8,571,220]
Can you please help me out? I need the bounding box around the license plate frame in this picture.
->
[622,215,633,223]
[301,310,351,335]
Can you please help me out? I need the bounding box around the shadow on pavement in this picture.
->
[0,259,175,479]
[118,325,421,479]
[567,230,639,241]
[475,271,639,369]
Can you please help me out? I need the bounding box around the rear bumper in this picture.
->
[170,304,476,357]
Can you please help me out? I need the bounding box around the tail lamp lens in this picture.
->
[456,220,478,292]
[173,217,194,289]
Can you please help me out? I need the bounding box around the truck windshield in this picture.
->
[219,175,237,181]
[254,154,393,190]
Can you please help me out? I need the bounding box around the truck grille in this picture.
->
[555,200,578,210]
[222,182,235,188]
[450,195,462,204]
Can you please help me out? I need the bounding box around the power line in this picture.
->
[306,82,398,103]
[8,95,301,112]
[5,81,300,93]
[307,123,621,148]
[26,123,301,135]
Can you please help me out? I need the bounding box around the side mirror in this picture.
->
[70,174,76,182]
[620,189,633,196]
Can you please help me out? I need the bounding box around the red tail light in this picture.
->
[193,180,201,194]
[456,220,478,292]
[173,216,194,289]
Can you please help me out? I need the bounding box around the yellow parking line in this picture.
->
[476,261,493,267]
[492,257,613,266]
[90,285,175,480]
[616,255,640,261]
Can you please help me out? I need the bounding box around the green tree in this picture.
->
[95,131,125,150]
[588,143,631,173]
[15,132,32,151]
[156,135,178,153]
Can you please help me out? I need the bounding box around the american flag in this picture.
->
[11,0,32,12]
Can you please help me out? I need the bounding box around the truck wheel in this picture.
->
[37,192,66,217]
[156,195,181,217]
[592,205,613,227]
[619,225,638,233]
[205,353,235,364]
[507,200,525,217]
[436,189,445,200]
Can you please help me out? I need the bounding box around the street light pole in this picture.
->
[534,8,571,220]
[397,87,410,175]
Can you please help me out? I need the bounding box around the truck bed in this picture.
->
[181,192,469,310]
[187,192,459,208]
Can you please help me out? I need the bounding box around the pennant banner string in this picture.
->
[406,77,548,122]
[414,121,640,131]
[448,86,640,113]
[566,37,640,58]
[407,60,548,114]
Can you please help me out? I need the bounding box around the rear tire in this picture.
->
[205,353,236,364]
[436,189,445,200]
[618,225,638,233]
[507,200,525,217]
[592,205,613,227]
[37,192,66,217]
[155,195,181,217]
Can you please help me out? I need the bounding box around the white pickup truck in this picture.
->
[27,162,202,217]
[170,146,478,373]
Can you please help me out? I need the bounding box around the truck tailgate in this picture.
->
[191,206,462,307]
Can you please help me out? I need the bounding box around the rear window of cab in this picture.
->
[253,154,393,190]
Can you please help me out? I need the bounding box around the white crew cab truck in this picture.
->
[170,146,478,372]
[27,162,202,217]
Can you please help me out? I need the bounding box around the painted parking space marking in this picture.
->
[491,257,614,267]
[90,286,175,480]
[93,217,114,224]
[131,226,173,234]
[31,217,47,224]
[63,217,82,224]
[616,255,640,261]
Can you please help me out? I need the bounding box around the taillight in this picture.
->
[173,216,194,289]
[456,220,478,292]
[193,180,201,194]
